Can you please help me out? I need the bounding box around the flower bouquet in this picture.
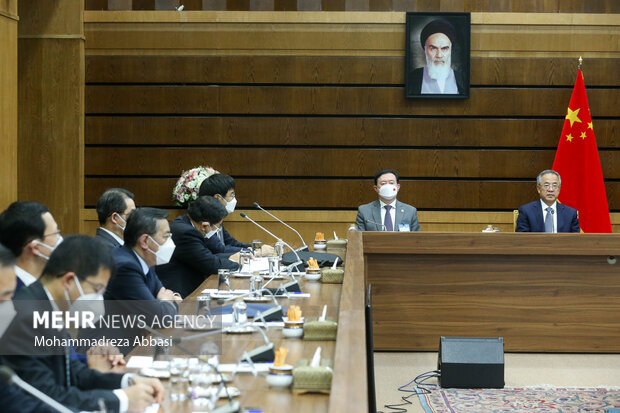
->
[172,166,219,207]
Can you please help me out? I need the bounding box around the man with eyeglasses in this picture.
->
[0,201,62,294]
[516,169,580,233]
[157,196,241,298]
[95,188,136,250]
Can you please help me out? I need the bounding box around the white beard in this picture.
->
[426,53,452,81]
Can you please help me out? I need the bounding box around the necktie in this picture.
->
[384,205,393,231]
[544,207,554,233]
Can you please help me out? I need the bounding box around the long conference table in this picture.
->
[127,233,368,413]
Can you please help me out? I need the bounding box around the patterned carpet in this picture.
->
[418,387,620,413]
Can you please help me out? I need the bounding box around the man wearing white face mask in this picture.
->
[157,196,241,298]
[105,207,181,321]
[3,236,165,413]
[0,201,62,294]
[95,188,136,250]
[199,173,275,256]
[356,169,421,232]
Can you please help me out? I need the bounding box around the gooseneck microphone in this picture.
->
[0,366,74,413]
[239,213,304,271]
[366,218,387,231]
[253,202,308,250]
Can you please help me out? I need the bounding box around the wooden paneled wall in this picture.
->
[83,12,619,230]
[0,0,18,211]
[85,0,620,12]
[18,0,85,234]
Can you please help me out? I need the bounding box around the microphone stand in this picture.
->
[253,202,308,251]
[0,366,74,413]
[239,213,304,273]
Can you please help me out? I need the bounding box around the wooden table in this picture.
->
[128,234,368,413]
[360,231,620,353]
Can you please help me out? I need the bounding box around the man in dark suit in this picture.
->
[356,169,421,232]
[198,173,274,256]
[2,236,163,413]
[157,196,241,298]
[95,188,136,250]
[0,243,59,413]
[516,169,580,233]
[0,201,62,294]
[105,207,181,320]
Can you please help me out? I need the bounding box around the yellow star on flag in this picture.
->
[580,131,587,139]
[566,133,574,142]
[565,107,582,127]
[588,122,593,130]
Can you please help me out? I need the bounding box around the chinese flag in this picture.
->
[552,69,612,233]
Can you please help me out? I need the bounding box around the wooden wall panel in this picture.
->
[84,147,620,180]
[84,0,620,12]
[83,177,620,211]
[0,1,17,211]
[83,12,620,228]
[85,116,618,148]
[85,85,619,117]
[85,55,619,87]
[19,0,84,234]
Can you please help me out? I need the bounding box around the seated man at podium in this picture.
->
[516,169,580,233]
[356,169,420,232]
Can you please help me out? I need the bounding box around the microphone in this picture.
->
[366,218,387,231]
[253,202,308,251]
[0,366,74,413]
[143,327,241,413]
[239,213,304,272]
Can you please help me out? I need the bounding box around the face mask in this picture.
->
[115,214,127,232]
[225,197,237,214]
[35,235,64,261]
[148,236,175,265]
[378,184,398,200]
[0,300,17,337]
[64,277,105,323]
[204,223,220,239]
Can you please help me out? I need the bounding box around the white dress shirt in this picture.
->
[99,227,124,246]
[379,199,397,231]
[15,265,38,287]
[540,200,558,233]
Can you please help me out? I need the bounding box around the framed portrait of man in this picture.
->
[405,12,471,99]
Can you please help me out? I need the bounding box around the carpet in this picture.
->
[418,386,620,413]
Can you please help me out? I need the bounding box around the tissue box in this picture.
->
[303,317,338,341]
[321,268,344,284]
[293,358,333,393]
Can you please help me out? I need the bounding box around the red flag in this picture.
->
[552,69,612,233]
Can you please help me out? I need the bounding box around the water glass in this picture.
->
[252,239,262,257]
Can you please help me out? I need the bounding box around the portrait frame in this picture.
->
[405,12,471,99]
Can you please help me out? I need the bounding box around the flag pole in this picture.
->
[578,56,582,70]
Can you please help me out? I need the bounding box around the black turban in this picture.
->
[420,18,457,49]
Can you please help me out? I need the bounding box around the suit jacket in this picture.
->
[13,276,25,297]
[105,246,178,320]
[356,200,421,232]
[515,200,580,233]
[95,227,121,250]
[2,281,123,412]
[156,215,241,298]
[407,67,467,96]
[0,380,70,413]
